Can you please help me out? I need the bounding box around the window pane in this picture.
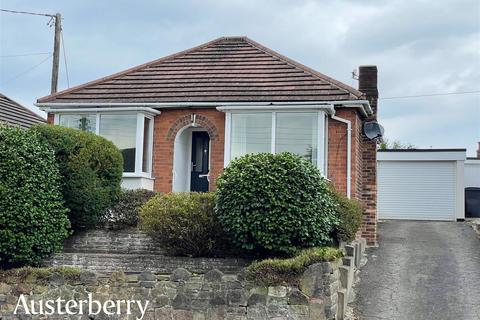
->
[142,117,151,173]
[100,114,137,172]
[231,113,271,159]
[276,113,318,165]
[58,114,96,133]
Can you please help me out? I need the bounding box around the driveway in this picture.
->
[354,221,480,320]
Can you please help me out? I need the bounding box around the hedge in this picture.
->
[332,191,363,243]
[0,125,70,267]
[215,152,339,255]
[32,124,123,230]
[103,189,157,229]
[140,192,230,257]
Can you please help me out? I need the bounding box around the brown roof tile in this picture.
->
[0,93,46,128]
[37,37,364,104]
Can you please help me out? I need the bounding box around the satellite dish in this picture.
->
[363,121,384,140]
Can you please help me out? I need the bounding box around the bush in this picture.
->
[332,191,363,242]
[246,247,343,286]
[215,152,338,255]
[32,124,123,230]
[140,192,229,257]
[0,266,84,285]
[0,126,70,267]
[103,189,157,229]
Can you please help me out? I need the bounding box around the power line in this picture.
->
[61,30,70,88]
[0,8,55,17]
[4,55,52,84]
[1,52,51,58]
[380,90,480,100]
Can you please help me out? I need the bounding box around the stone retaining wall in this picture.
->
[15,230,367,319]
[0,261,340,320]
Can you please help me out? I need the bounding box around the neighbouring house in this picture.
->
[36,37,379,243]
[0,93,45,128]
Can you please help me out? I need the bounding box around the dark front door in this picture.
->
[190,131,210,192]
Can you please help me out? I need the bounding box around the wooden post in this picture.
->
[50,13,61,94]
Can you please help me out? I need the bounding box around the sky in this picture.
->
[1,0,479,156]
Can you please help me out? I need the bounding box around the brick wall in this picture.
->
[47,112,54,124]
[358,66,379,245]
[327,108,363,200]
[152,108,225,193]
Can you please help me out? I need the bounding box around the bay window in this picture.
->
[56,112,154,176]
[226,111,326,173]
[275,113,318,166]
[99,114,137,173]
[58,114,96,133]
[231,113,271,160]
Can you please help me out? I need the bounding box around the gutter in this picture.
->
[35,100,372,117]
[37,106,161,115]
[216,104,335,114]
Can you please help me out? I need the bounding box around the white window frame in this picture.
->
[224,110,326,175]
[54,111,155,178]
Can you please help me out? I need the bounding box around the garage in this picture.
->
[377,149,466,221]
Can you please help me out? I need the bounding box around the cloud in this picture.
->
[1,0,479,155]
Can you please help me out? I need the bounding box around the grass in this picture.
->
[0,266,84,285]
[245,247,343,286]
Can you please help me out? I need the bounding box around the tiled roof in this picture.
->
[38,37,364,104]
[0,93,45,128]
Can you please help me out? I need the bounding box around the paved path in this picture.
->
[354,221,480,320]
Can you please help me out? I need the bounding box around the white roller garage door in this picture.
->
[378,160,457,220]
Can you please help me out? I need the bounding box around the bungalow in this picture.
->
[36,37,379,243]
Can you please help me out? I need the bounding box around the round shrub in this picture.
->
[140,192,228,257]
[103,189,157,229]
[0,125,70,267]
[331,191,363,243]
[32,124,123,230]
[215,152,338,255]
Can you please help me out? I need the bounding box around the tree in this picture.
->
[378,138,416,150]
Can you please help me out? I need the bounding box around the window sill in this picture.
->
[122,172,154,179]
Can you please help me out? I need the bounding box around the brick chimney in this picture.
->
[358,65,378,245]
[358,65,378,116]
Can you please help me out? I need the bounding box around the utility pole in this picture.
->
[50,13,61,94]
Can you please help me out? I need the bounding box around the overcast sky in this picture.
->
[1,0,479,156]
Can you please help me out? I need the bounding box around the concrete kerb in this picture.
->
[336,238,367,320]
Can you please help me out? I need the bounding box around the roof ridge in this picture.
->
[242,37,364,99]
[37,37,229,103]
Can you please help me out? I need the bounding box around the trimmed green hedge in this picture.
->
[215,152,339,255]
[140,192,229,257]
[103,189,157,229]
[332,191,363,243]
[32,124,123,231]
[0,125,70,267]
[246,247,343,286]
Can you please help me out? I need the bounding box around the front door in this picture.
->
[190,131,210,192]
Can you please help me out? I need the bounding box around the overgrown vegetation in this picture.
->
[103,189,157,229]
[32,124,123,231]
[246,247,343,286]
[0,266,84,285]
[331,190,364,243]
[0,125,70,267]
[215,152,339,255]
[140,192,230,257]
